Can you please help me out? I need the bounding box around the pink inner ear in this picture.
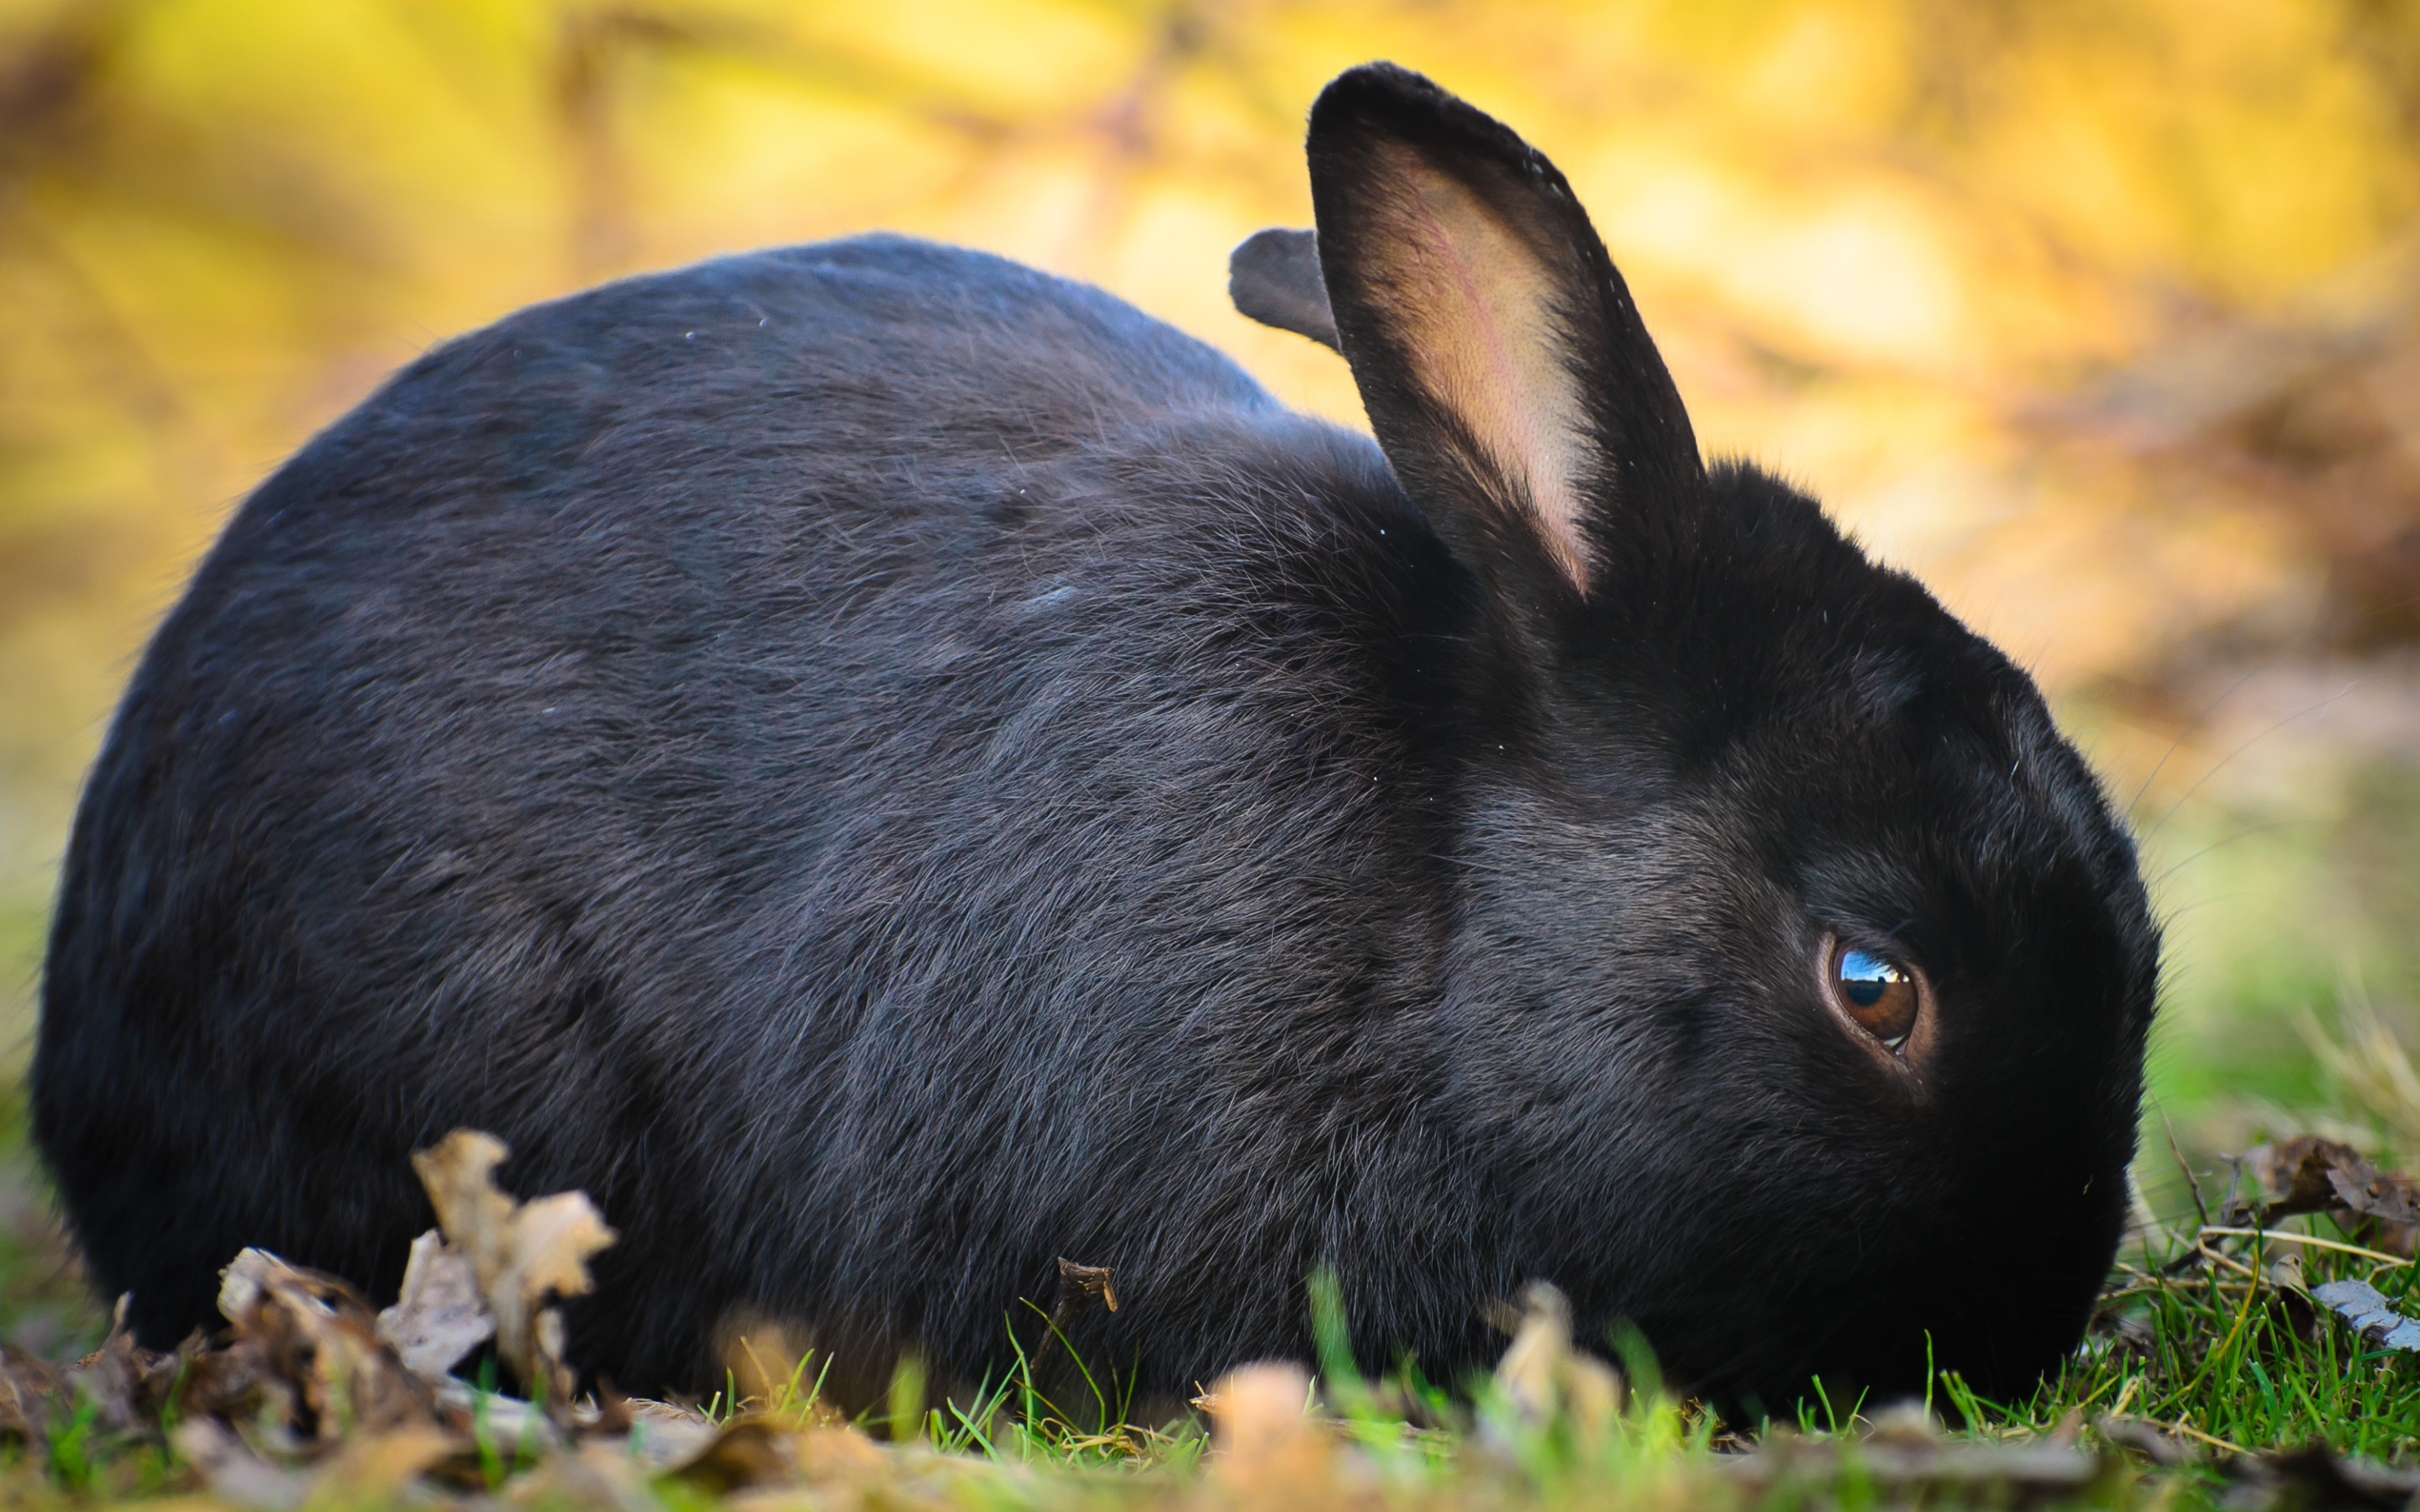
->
[1364,141,1597,593]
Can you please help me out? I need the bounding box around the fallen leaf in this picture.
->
[2240,1136,2364,1219]
[176,1329,272,1423]
[0,1344,66,1441]
[1722,1436,2101,1494]
[2233,1442,2420,1511]
[70,1294,183,1433]
[589,1378,636,1436]
[2234,1137,2420,1257]
[1865,1401,1944,1447]
[2327,1164,2420,1255]
[1025,1257,1118,1378]
[2096,1415,2195,1467]
[1057,1257,1118,1313]
[2100,1423,2420,1504]
[2312,1278,2420,1352]
[621,1397,719,1472]
[1205,1362,1328,1488]
[667,1418,797,1494]
[171,1416,314,1510]
[409,1130,617,1404]
[795,1424,886,1481]
[511,1440,663,1512]
[376,1229,494,1383]
[1489,1281,1621,1438]
[308,1423,460,1499]
[650,1415,892,1493]
[217,1247,439,1440]
[431,1374,558,1451]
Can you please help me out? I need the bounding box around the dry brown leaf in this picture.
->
[0,1344,66,1441]
[795,1424,886,1481]
[1723,1435,2099,1493]
[70,1294,184,1434]
[667,1418,799,1494]
[511,1441,664,1512]
[2329,1166,2420,1224]
[2096,1415,2196,1467]
[1491,1281,1621,1438]
[429,1375,560,1451]
[2239,1135,2363,1217]
[309,1423,460,1499]
[216,1247,439,1440]
[176,1329,272,1424]
[2236,1137,2419,1256]
[1866,1401,1944,1447]
[2242,1443,2420,1509]
[655,1418,894,1497]
[2327,1163,2420,1255]
[171,1416,315,1510]
[376,1228,495,1383]
[589,1378,637,1436]
[409,1129,618,1402]
[621,1397,720,1471]
[1204,1361,1329,1489]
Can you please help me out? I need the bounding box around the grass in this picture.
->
[1999,1221,2419,1461]
[0,1140,2412,1509]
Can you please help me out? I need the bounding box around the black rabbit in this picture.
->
[36,63,2155,1413]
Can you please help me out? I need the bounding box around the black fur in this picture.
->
[36,65,2155,1414]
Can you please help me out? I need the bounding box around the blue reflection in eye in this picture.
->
[1837,948,1903,1008]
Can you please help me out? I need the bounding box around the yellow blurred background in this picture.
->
[5,0,2420,1160]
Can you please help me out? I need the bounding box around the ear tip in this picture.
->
[1309,62,1452,136]
[1230,226,1317,265]
[1317,60,1446,107]
[1307,62,1534,173]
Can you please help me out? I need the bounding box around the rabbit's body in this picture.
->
[42,233,1481,1396]
[38,69,2156,1411]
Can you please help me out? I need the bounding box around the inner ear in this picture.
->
[1306,64,1702,602]
[1346,139,1598,589]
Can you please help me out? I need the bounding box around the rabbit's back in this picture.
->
[35,235,1477,1394]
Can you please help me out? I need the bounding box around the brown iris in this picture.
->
[1827,941,1920,1049]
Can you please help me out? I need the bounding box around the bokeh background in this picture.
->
[5,0,2420,1331]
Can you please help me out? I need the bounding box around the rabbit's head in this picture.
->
[1249,65,2158,1407]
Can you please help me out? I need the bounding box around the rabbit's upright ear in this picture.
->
[1307,65,1702,597]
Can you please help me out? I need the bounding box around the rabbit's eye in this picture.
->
[1827,942,1920,1050]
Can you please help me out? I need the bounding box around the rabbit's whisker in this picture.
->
[2141,682,2358,846]
[2123,669,2257,827]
